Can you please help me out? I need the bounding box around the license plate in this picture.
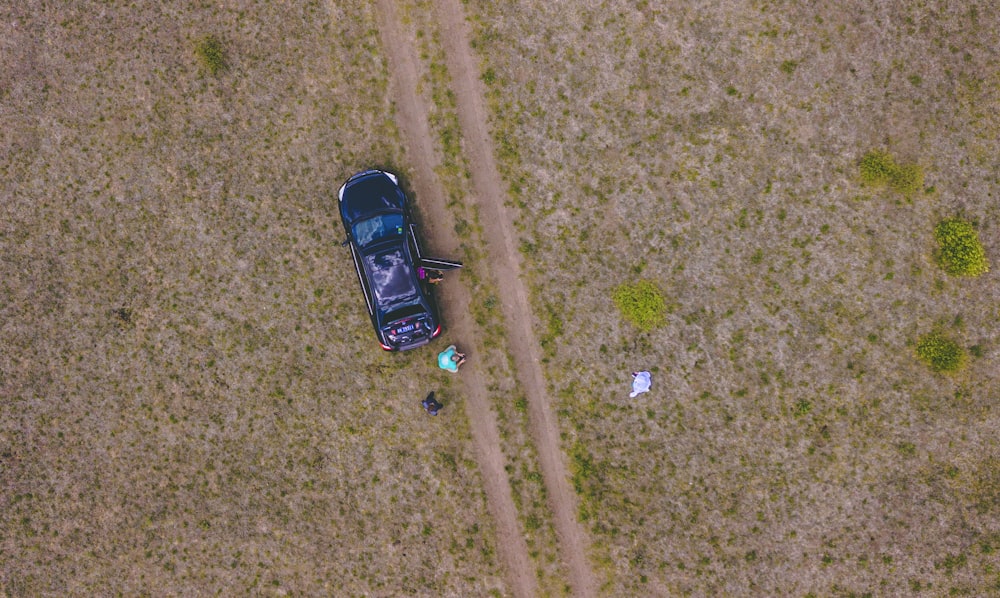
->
[395,324,415,334]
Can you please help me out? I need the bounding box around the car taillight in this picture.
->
[380,342,393,351]
[432,324,442,338]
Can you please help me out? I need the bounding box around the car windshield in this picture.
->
[365,248,419,310]
[352,213,404,248]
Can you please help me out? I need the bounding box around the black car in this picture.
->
[338,169,442,351]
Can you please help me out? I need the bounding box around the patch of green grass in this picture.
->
[888,162,923,195]
[969,458,1000,514]
[859,149,923,195]
[779,60,798,74]
[938,553,967,574]
[934,218,989,277]
[195,35,227,75]
[793,399,812,417]
[612,279,667,332]
[569,441,605,523]
[916,331,967,373]
[859,150,895,185]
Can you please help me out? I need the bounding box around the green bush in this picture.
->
[915,332,967,373]
[859,149,923,196]
[195,36,227,75]
[889,162,924,195]
[934,218,989,277]
[859,150,895,185]
[613,279,666,332]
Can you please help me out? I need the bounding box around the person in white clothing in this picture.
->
[630,371,651,398]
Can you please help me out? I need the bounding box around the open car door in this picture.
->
[409,223,463,270]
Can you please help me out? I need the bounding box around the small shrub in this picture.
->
[612,279,667,332]
[195,36,227,75]
[934,218,989,277]
[859,149,924,196]
[889,162,924,195]
[859,150,895,185]
[916,332,967,373]
[793,399,812,417]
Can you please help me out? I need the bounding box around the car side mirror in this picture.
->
[341,239,350,247]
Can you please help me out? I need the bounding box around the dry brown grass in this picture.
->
[0,1,507,595]
[7,0,1000,595]
[464,0,1000,595]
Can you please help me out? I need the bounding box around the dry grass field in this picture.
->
[1,1,509,595]
[5,0,1000,596]
[464,0,1000,595]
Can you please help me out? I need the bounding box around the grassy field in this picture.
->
[465,0,1000,595]
[0,1,509,595]
[6,0,1000,596]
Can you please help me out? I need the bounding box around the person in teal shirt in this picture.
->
[438,345,466,373]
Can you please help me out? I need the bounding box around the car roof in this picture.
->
[364,246,420,313]
[341,173,405,222]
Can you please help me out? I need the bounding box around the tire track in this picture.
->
[370,1,537,596]
[427,2,599,596]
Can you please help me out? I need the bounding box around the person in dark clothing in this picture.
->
[422,392,443,416]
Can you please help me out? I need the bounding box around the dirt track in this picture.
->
[374,0,597,596]
[373,1,535,596]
